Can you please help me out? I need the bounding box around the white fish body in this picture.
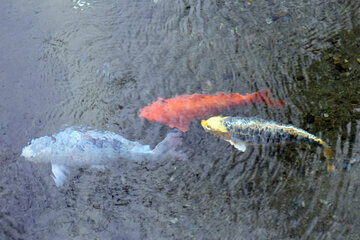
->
[21,127,184,187]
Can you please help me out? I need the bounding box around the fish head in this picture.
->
[201,116,230,137]
[21,136,54,163]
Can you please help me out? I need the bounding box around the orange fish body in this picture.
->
[139,89,284,132]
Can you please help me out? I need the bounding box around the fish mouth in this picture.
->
[201,119,208,127]
[201,120,212,131]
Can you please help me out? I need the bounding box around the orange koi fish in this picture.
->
[139,89,285,132]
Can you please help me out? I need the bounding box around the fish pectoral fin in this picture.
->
[51,164,70,187]
[234,143,247,152]
[227,140,247,152]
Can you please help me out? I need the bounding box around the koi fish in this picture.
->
[139,89,284,132]
[201,116,335,171]
[21,127,185,187]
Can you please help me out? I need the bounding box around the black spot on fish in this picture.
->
[112,140,122,151]
[113,145,120,152]
[238,135,246,141]
[95,140,104,148]
[77,145,85,152]
[275,132,281,139]
[88,138,97,145]
[259,129,264,136]
[288,134,295,142]
[265,131,272,138]
[267,137,274,143]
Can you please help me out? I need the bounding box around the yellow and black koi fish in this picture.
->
[201,116,335,171]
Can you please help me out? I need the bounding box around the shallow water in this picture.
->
[1,0,360,239]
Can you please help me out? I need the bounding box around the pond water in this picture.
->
[1,0,360,239]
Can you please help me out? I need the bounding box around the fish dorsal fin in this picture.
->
[51,164,70,187]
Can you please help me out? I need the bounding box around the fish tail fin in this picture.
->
[152,129,187,160]
[323,144,336,172]
[323,145,335,159]
[251,89,285,106]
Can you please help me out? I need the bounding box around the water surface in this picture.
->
[1,0,360,239]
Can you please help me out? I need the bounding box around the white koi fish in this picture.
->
[21,127,185,187]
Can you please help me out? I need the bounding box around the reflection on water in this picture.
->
[1,0,360,239]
